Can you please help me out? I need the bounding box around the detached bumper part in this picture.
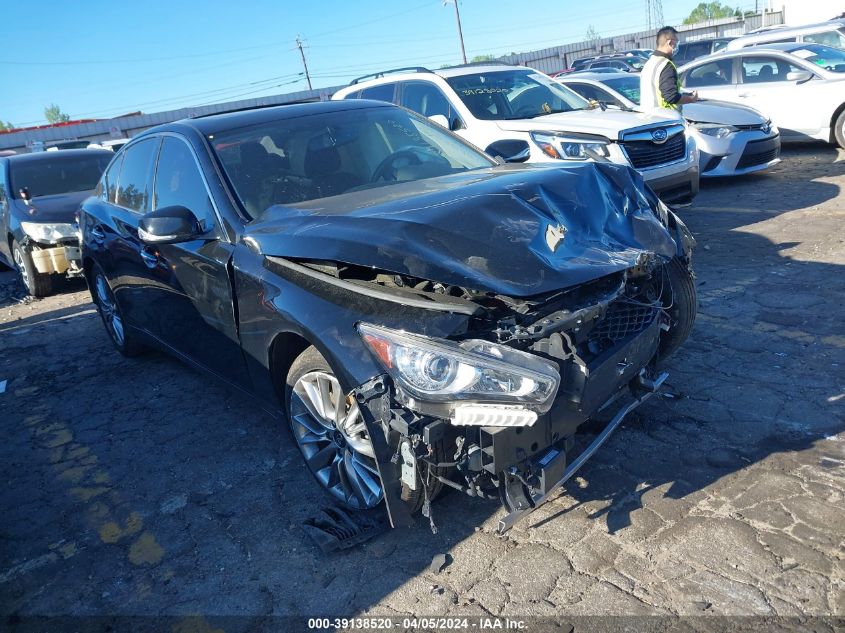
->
[496,369,668,534]
[28,243,83,276]
[30,245,70,275]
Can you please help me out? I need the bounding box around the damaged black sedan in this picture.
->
[79,100,695,533]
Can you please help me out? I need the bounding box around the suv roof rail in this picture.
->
[350,66,433,85]
[440,60,515,70]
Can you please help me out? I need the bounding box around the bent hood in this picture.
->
[12,190,91,224]
[683,99,767,126]
[245,163,679,298]
[494,108,681,139]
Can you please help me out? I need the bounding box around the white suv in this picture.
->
[333,64,700,203]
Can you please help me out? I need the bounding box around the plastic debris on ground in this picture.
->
[302,506,390,554]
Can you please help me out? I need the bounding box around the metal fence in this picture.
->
[498,11,785,73]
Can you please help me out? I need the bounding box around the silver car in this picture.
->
[558,72,781,178]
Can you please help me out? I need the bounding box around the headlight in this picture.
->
[358,323,560,413]
[530,132,610,160]
[695,124,737,138]
[20,222,77,244]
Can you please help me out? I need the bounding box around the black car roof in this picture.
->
[2,149,113,164]
[147,100,395,138]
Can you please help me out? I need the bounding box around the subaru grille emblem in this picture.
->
[651,128,668,144]
[545,223,567,252]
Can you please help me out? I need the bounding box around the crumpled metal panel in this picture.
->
[245,162,679,298]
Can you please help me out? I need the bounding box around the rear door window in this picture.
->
[116,138,159,213]
[98,154,123,202]
[359,83,397,103]
[741,56,803,83]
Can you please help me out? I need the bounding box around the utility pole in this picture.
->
[445,0,467,64]
[296,35,313,91]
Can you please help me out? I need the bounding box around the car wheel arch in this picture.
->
[830,101,845,147]
[269,331,313,406]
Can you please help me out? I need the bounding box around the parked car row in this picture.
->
[558,72,782,177]
[678,42,845,147]
[333,63,700,204]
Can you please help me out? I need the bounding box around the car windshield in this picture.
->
[623,58,645,70]
[787,44,845,73]
[209,105,494,217]
[445,69,590,120]
[602,76,642,105]
[10,153,112,198]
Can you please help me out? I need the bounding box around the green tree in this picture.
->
[44,104,70,124]
[683,1,737,24]
[585,24,601,42]
[0,120,14,131]
[470,54,495,63]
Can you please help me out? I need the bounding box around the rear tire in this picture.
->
[658,257,697,361]
[834,109,845,150]
[12,240,53,297]
[90,264,145,357]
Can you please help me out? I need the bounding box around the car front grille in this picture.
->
[621,132,686,169]
[736,137,780,169]
[588,301,660,346]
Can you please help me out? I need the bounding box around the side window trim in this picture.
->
[153,132,226,238]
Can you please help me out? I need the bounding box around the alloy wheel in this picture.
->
[289,370,383,509]
[94,273,125,347]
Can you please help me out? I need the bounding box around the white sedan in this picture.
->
[558,72,781,177]
[678,43,845,148]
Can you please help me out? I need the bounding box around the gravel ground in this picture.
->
[1,145,843,632]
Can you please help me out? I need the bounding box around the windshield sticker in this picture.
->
[460,87,508,95]
[791,49,816,59]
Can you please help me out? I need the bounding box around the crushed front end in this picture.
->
[344,240,693,533]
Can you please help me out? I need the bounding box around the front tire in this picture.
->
[658,257,697,361]
[90,264,145,357]
[12,240,53,297]
[286,346,384,510]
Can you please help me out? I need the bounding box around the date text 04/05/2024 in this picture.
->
[307,617,527,630]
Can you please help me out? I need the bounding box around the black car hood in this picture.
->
[12,191,91,224]
[245,163,678,298]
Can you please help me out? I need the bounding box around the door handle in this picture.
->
[90,225,105,241]
[738,93,753,98]
[139,248,158,269]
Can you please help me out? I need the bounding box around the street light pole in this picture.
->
[296,35,313,91]
[445,0,467,64]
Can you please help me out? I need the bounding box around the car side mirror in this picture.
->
[786,70,813,83]
[485,139,531,163]
[138,205,203,244]
[428,114,449,128]
[449,117,464,131]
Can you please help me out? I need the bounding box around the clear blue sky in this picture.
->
[0,0,755,127]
